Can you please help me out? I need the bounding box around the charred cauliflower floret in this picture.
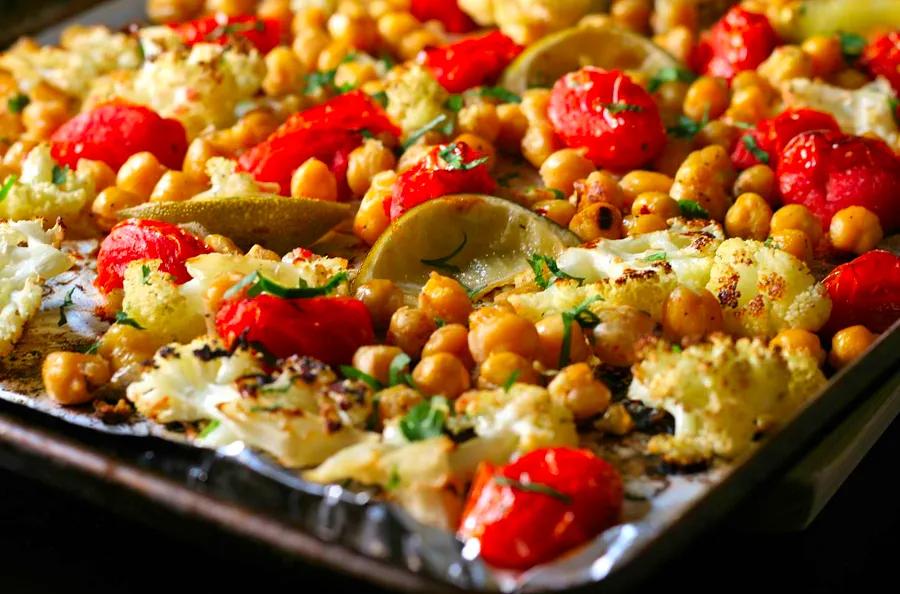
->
[0,145,96,222]
[121,259,205,343]
[385,64,452,140]
[628,335,826,463]
[194,157,275,198]
[706,238,831,339]
[506,280,604,322]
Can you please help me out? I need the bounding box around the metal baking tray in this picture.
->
[3,1,900,592]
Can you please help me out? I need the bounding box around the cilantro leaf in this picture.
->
[838,31,866,63]
[385,466,401,490]
[438,142,488,170]
[420,232,467,274]
[678,199,710,219]
[559,295,603,368]
[647,66,697,93]
[197,419,220,439]
[605,102,643,114]
[371,90,388,108]
[339,365,383,391]
[667,113,707,139]
[741,134,770,164]
[0,174,17,202]
[493,475,572,504]
[225,271,348,300]
[7,93,30,114]
[304,69,337,94]
[478,86,521,103]
[51,164,68,186]
[57,286,76,327]
[388,352,412,387]
[114,311,144,329]
[527,253,582,290]
[642,251,667,262]
[502,370,519,392]
[445,94,464,112]
[399,397,447,441]
[403,113,452,148]
[141,264,152,285]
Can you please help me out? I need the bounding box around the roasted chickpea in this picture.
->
[291,157,338,201]
[631,191,679,219]
[802,35,844,77]
[619,170,673,206]
[355,279,405,330]
[418,272,472,326]
[569,202,624,241]
[534,314,591,369]
[725,85,770,124]
[91,187,144,230]
[388,306,437,358]
[257,0,291,22]
[547,362,612,420]
[317,39,352,71]
[520,88,551,123]
[521,122,557,168]
[828,206,883,255]
[412,353,471,398]
[354,170,394,245]
[758,46,812,86]
[21,99,70,140]
[454,133,496,169]
[327,12,378,51]
[651,137,694,178]
[595,402,636,435]
[150,170,201,203]
[116,152,167,200]
[292,28,331,71]
[769,229,813,262]
[725,192,772,240]
[334,61,378,90]
[346,139,396,198]
[624,213,668,235]
[671,144,735,220]
[532,199,576,227]
[467,310,539,364]
[652,25,694,62]
[539,148,595,196]
[662,285,723,341]
[611,0,652,33]
[262,47,305,97]
[696,119,739,150]
[182,137,223,183]
[733,164,776,204]
[573,170,627,211]
[377,11,419,45]
[495,103,528,152]
[378,384,424,420]
[97,323,164,371]
[683,75,729,121]
[76,158,116,192]
[829,325,877,369]
[351,345,405,385]
[42,352,111,405]
[397,28,443,60]
[457,103,500,143]
[146,0,203,22]
[771,204,823,247]
[204,233,241,255]
[832,68,869,90]
[477,351,540,388]
[591,305,656,366]
[205,0,255,17]
[422,323,474,368]
[769,329,825,365]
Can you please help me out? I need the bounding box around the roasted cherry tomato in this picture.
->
[862,31,900,94]
[690,6,779,80]
[731,108,840,170]
[777,130,900,230]
[215,294,374,365]
[823,250,900,335]
[420,30,523,93]
[386,141,495,221]
[95,219,211,293]
[458,447,622,570]
[410,0,476,33]
[50,103,188,171]
[238,91,400,197]
[547,67,665,171]
[169,14,282,54]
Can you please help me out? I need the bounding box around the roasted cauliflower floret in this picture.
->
[706,238,831,339]
[194,157,275,198]
[506,280,604,322]
[121,259,205,343]
[385,64,452,140]
[628,335,826,463]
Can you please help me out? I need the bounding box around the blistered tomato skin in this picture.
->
[691,6,779,80]
[215,294,375,366]
[410,0,476,34]
[731,108,840,170]
[458,447,623,570]
[421,30,523,93]
[862,32,900,94]
[777,130,900,230]
[169,14,282,54]
[386,142,496,220]
[50,103,188,171]
[823,251,900,335]
[547,67,666,171]
[95,219,212,293]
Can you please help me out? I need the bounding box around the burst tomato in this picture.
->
[861,31,900,94]
[691,6,779,80]
[169,14,282,54]
[420,30,523,93]
[731,108,840,170]
[823,251,900,335]
[410,0,476,33]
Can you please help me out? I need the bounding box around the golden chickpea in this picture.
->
[97,323,165,371]
[422,323,473,368]
[651,137,694,178]
[412,353,471,398]
[76,158,116,192]
[611,0,652,33]
[477,351,540,388]
[624,213,668,235]
[291,157,338,201]
[149,170,201,203]
[832,68,870,90]
[683,76,730,121]
[205,0,255,16]
[91,187,144,230]
[388,306,437,358]
[769,329,825,365]
[318,40,352,72]
[696,119,739,150]
[631,191,680,219]
[257,0,291,22]
[725,85,771,124]
[521,122,557,168]
[495,103,528,152]
[334,61,378,90]
[292,6,327,32]
[328,12,378,50]
[116,152,167,200]
[355,279,405,330]
[352,345,405,385]
[758,46,813,86]
[829,325,877,369]
[670,144,735,221]
[534,314,591,369]
[662,285,723,341]
[733,164,776,203]
[1,139,36,171]
[532,199,576,227]
[231,110,279,148]
[654,80,690,120]
[725,192,772,240]
[539,148,596,196]
[769,229,813,262]
[829,206,883,255]
[418,272,472,326]
[146,0,203,22]
[245,244,280,261]
[204,233,241,255]
[573,170,627,211]
[21,100,70,140]
[377,11,420,46]
[547,362,612,419]
[377,384,424,420]
[262,47,305,97]
[456,102,501,143]
[346,139,396,198]
[292,28,331,71]
[467,310,539,364]
[42,352,111,405]
[771,204,823,247]
[652,25,694,62]
[354,170,394,245]
[182,137,222,183]
[595,402,636,435]
[569,202,624,241]
[802,35,844,77]
[397,29,443,60]
[454,133,496,169]
[591,305,656,366]
[520,89,551,123]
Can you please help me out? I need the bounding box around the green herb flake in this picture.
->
[399,397,447,441]
[559,295,603,368]
[388,352,412,387]
[605,102,643,114]
[420,232,467,274]
[372,90,388,108]
[642,252,667,262]
[83,341,100,355]
[667,113,707,139]
[197,419,221,439]
[671,344,683,353]
[227,271,348,300]
[438,143,488,171]
[304,69,337,94]
[493,475,572,504]
[385,466,401,490]
[57,287,76,327]
[114,310,144,329]
[527,253,582,290]
[51,164,68,186]
[763,237,775,248]
[7,93,30,114]
[741,134,770,164]
[0,174,17,202]
[403,113,451,148]
[678,199,709,219]
[647,66,697,93]
[445,94,464,112]
[478,86,521,103]
[496,171,520,188]
[549,188,566,200]
[838,31,866,63]
[339,365,383,391]
[502,370,519,392]
[141,264,152,285]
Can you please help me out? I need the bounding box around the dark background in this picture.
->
[2,418,897,593]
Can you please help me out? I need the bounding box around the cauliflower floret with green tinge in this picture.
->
[193,157,279,198]
[628,335,826,463]
[0,145,96,222]
[385,65,452,140]
[121,259,205,343]
[706,238,831,339]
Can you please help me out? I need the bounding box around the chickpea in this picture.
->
[231,110,280,148]
[520,89,551,123]
[355,279,405,330]
[832,68,869,90]
[651,137,694,178]
[733,164,776,204]
[76,158,116,192]
[611,0,652,33]
[149,170,201,203]
[547,362,612,419]
[1,139,36,171]
[829,206,883,255]
[670,144,735,221]
[769,229,813,262]
[521,122,557,168]
[654,80,689,120]
[291,157,338,201]
[532,199,576,227]
[318,40,352,72]
[418,272,472,326]
[335,61,378,90]
[262,47,305,97]
[397,29,444,60]
[377,11,420,46]
[457,103,500,143]
[631,191,679,219]
[591,305,656,366]
[769,329,825,365]
[829,325,877,369]
[257,0,291,22]
[116,152,167,200]
[683,76,729,121]
[182,137,223,183]
[454,133,496,169]
[696,120,739,150]
[725,85,771,124]
[725,192,772,240]
[477,351,540,388]
[422,323,474,368]
[758,46,812,86]
[97,323,162,371]
[569,202,623,241]
[412,353,471,398]
[388,306,437,358]
[534,314,591,369]
[204,233,241,255]
[662,285,723,341]
[22,100,70,140]
[467,310,539,364]
[802,35,844,77]
[652,25,694,63]
[328,12,377,50]
[146,0,203,22]
[292,28,331,71]
[346,139,396,198]
[91,187,144,230]
[42,352,111,405]
[354,170,394,244]
[205,0,255,16]
[771,204,823,247]
[595,402,636,435]
[624,213,668,235]
[495,103,528,152]
[352,345,405,385]
[292,6,326,32]
[378,384,424,420]
[573,170,627,211]
[539,148,595,196]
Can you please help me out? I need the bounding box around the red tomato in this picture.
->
[777,130,900,230]
[50,103,188,171]
[215,294,374,366]
[169,14,282,54]
[547,67,666,171]
[238,91,400,196]
[410,0,476,34]
[386,141,495,221]
[420,30,523,93]
[458,447,622,570]
[95,219,211,293]
[861,31,900,94]
[731,108,840,170]
[690,6,779,80]
[823,250,900,334]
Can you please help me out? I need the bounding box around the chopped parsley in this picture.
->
[501,370,519,392]
[838,31,866,63]
[478,86,521,103]
[678,199,710,219]
[385,466,401,490]
[763,237,775,247]
[83,341,100,355]
[197,419,221,439]
[647,66,697,93]
[114,311,144,329]
[304,69,337,94]
[445,94,464,112]
[224,271,348,300]
[141,264,152,285]
[7,93,30,114]
[420,232,467,274]
[493,475,572,504]
[642,251,667,262]
[667,111,708,139]
[559,295,603,368]
[495,171,520,188]
[339,365,383,391]
[388,352,415,388]
[438,143,488,170]
[402,113,454,148]
[605,102,643,114]
[549,188,566,200]
[371,90,388,108]
[51,164,68,186]
[741,134,770,164]
[0,174,17,202]
[527,253,582,290]
[399,397,448,441]
[57,287,76,327]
